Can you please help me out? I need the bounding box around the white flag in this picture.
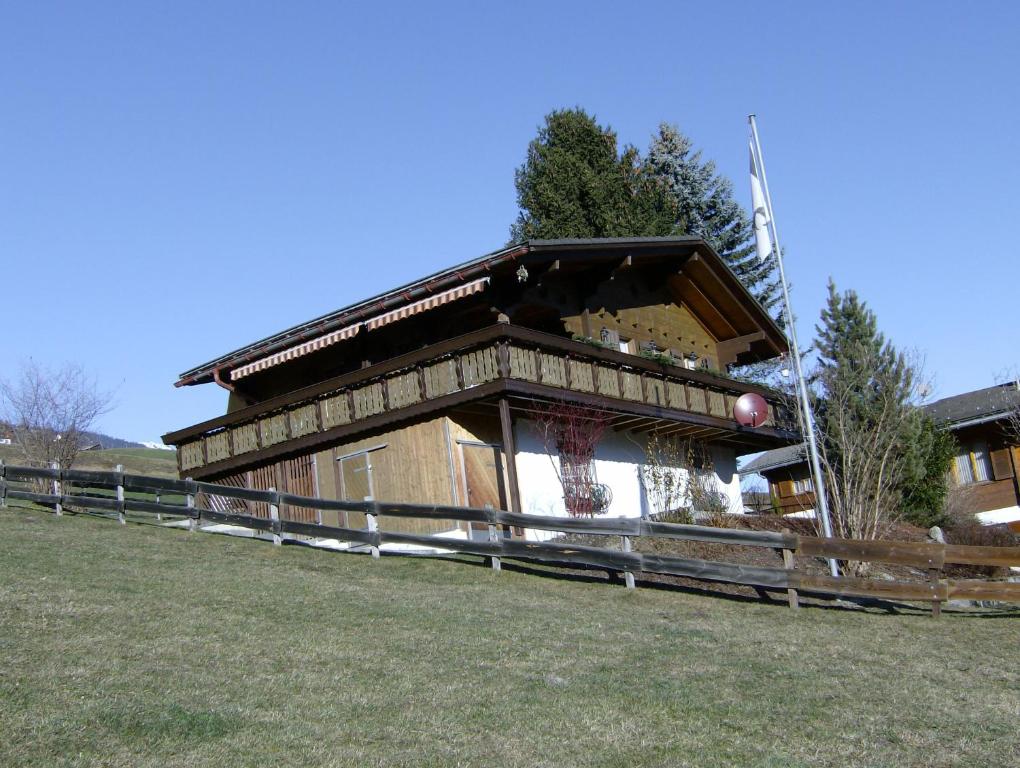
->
[749,142,772,263]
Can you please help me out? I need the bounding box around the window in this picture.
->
[792,476,814,494]
[954,440,993,485]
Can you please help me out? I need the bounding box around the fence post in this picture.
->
[621,535,635,589]
[0,460,6,508]
[186,477,196,532]
[366,501,380,559]
[929,568,942,619]
[486,504,501,573]
[269,487,281,546]
[781,528,799,610]
[51,461,62,516]
[155,492,161,522]
[115,464,126,525]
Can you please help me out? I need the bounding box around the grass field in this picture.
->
[1,511,1017,768]
[0,446,178,478]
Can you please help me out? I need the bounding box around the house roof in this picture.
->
[922,382,1020,428]
[740,382,1020,476]
[739,443,807,475]
[174,237,788,387]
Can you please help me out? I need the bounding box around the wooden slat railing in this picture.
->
[2,463,1018,614]
[163,324,799,476]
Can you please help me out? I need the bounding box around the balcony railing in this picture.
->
[166,324,797,474]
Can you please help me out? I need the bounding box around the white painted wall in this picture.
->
[975,505,1020,526]
[513,420,744,540]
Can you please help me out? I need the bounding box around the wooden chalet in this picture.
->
[739,444,814,516]
[162,237,797,540]
[927,383,1020,527]
[742,382,1020,527]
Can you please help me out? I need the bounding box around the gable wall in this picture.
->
[560,272,718,366]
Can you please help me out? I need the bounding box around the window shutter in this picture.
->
[990,447,1014,480]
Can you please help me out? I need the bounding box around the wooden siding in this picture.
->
[953,479,1019,516]
[202,456,318,523]
[562,272,718,366]
[447,412,512,526]
[326,419,459,535]
[763,466,817,516]
[947,425,1020,516]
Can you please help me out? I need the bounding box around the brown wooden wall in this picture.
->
[953,479,1018,516]
[446,411,512,514]
[561,271,718,367]
[949,425,1020,516]
[763,466,817,515]
[203,455,320,523]
[311,417,466,535]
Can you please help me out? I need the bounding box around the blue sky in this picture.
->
[2,1,1018,442]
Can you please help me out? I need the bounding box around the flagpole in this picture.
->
[748,114,839,578]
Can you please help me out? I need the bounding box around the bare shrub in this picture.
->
[531,401,612,517]
[0,361,113,469]
[642,433,725,524]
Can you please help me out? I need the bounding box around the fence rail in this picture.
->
[2,463,1018,614]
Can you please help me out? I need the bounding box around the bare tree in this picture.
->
[998,375,1020,446]
[531,401,612,517]
[641,433,724,523]
[814,365,923,552]
[0,361,113,468]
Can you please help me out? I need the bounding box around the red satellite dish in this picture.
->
[733,393,769,428]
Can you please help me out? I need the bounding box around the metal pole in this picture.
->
[749,114,839,578]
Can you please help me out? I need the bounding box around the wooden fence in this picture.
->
[2,462,1019,616]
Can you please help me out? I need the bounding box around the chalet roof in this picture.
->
[740,443,806,475]
[175,237,787,387]
[922,382,1020,428]
[741,382,1020,475]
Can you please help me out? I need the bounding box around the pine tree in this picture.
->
[510,109,674,242]
[811,281,952,563]
[644,124,780,316]
[899,416,956,529]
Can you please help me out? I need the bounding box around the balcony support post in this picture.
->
[499,397,523,516]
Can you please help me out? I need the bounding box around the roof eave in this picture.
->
[175,236,788,387]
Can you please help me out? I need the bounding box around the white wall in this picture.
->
[513,420,743,540]
[975,505,1020,526]
[709,445,743,515]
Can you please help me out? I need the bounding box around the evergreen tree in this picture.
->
[644,124,780,316]
[812,281,952,562]
[899,416,956,529]
[510,109,674,242]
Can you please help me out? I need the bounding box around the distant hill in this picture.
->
[0,423,160,451]
[0,444,178,478]
[80,430,148,450]
[0,423,177,477]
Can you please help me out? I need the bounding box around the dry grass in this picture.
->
[1,509,1018,768]
[0,446,178,478]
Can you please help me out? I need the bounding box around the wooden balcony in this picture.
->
[164,324,798,478]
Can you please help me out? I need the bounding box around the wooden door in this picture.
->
[338,451,371,529]
[460,442,508,540]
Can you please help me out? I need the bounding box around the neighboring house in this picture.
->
[925,383,1020,526]
[162,237,798,541]
[740,444,814,517]
[740,382,1020,526]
